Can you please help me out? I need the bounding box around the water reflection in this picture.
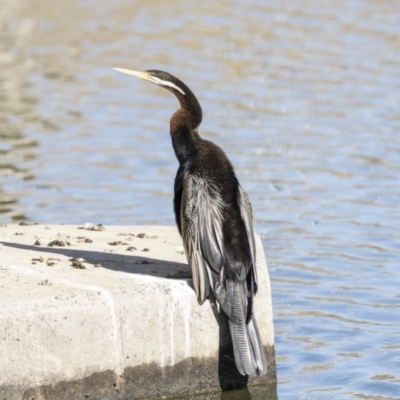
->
[163,385,277,400]
[0,12,39,220]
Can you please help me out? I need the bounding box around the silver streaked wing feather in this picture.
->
[237,184,258,287]
[181,175,225,304]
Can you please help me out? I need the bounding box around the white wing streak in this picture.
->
[181,176,225,304]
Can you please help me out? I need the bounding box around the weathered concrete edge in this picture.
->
[0,225,276,400]
[7,345,276,400]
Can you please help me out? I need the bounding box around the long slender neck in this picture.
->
[170,78,202,131]
[170,108,199,165]
[169,81,203,165]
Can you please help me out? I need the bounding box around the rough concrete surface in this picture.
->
[0,224,276,400]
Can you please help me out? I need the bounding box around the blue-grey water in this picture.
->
[1,0,400,399]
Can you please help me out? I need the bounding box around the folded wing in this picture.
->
[180,175,225,304]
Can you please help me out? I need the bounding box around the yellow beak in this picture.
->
[112,68,151,81]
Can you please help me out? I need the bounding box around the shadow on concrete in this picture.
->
[0,240,191,280]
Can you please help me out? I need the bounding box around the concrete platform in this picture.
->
[0,224,276,400]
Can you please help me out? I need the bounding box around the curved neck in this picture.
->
[170,108,200,165]
[170,79,202,130]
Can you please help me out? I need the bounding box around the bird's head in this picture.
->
[112,68,187,97]
[112,68,203,130]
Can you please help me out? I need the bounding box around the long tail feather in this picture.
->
[227,280,267,377]
[247,312,268,375]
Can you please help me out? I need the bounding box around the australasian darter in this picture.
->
[113,68,267,377]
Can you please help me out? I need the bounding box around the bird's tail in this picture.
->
[227,279,267,377]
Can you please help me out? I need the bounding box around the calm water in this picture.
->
[1,0,400,399]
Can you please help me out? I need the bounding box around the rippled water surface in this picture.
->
[1,0,400,399]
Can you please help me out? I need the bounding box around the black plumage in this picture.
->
[113,68,267,377]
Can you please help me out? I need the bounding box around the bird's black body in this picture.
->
[174,139,251,283]
[114,68,267,377]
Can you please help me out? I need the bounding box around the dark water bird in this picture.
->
[113,68,267,377]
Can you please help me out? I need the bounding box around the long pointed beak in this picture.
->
[112,68,151,81]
